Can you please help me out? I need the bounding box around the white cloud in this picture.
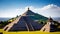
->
[16,4,60,17]
[38,4,60,17]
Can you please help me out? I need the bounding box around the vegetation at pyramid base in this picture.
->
[0,17,17,29]
[0,21,9,29]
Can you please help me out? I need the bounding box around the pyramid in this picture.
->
[40,17,58,32]
[3,8,48,31]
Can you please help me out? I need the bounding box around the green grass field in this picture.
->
[0,29,60,34]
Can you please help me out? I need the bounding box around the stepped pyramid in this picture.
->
[3,8,48,31]
[40,17,58,32]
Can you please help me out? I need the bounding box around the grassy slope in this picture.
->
[0,29,60,34]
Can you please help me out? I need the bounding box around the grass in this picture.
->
[0,29,60,34]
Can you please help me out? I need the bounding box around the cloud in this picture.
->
[16,4,60,17]
[39,4,60,17]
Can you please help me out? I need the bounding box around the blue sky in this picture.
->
[0,0,60,17]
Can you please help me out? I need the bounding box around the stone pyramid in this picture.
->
[3,8,48,31]
[40,17,58,32]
